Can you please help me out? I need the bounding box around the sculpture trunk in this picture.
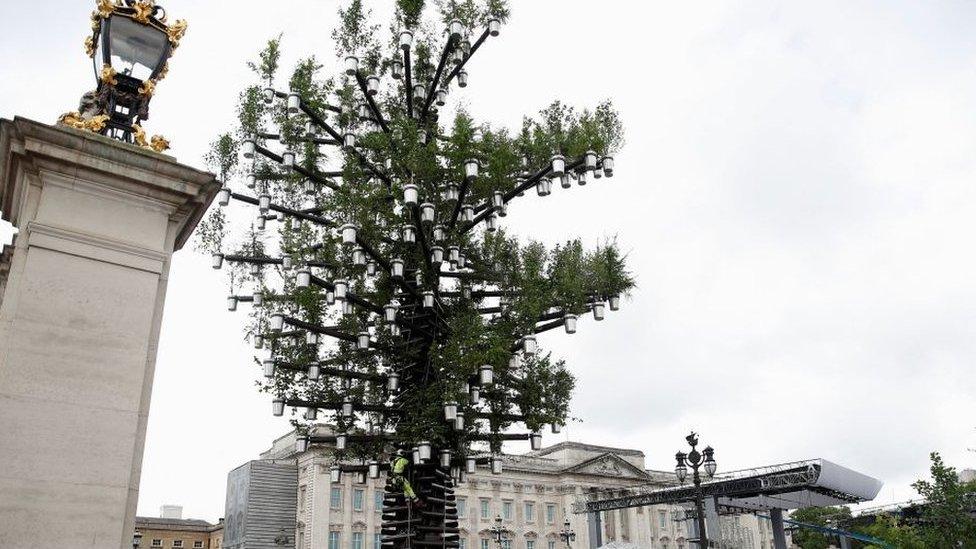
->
[382,462,459,549]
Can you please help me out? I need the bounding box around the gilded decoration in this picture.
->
[138,79,156,97]
[99,64,118,85]
[149,135,171,153]
[58,112,110,133]
[84,36,96,57]
[132,1,156,24]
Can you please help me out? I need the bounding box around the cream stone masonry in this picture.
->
[0,118,218,549]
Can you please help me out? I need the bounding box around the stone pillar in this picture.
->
[0,118,218,548]
[704,496,721,545]
[769,509,788,549]
[839,535,851,549]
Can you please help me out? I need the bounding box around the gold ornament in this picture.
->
[131,124,148,147]
[149,135,171,153]
[100,64,118,85]
[138,79,156,97]
[132,1,156,24]
[58,112,110,133]
[84,36,96,57]
[156,62,169,82]
[166,19,188,48]
[96,0,117,19]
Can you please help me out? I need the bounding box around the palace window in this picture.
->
[375,491,385,512]
[480,498,491,519]
[194,543,204,549]
[352,531,364,549]
[658,510,666,529]
[480,539,490,549]
[527,540,535,549]
[331,487,343,509]
[524,501,535,522]
[374,534,382,548]
[173,542,183,548]
[502,500,513,520]
[546,504,556,524]
[457,497,467,518]
[151,541,162,548]
[329,531,341,549]
[353,488,365,511]
[548,542,556,549]
[459,538,467,549]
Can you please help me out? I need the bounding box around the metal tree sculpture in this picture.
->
[199,2,633,548]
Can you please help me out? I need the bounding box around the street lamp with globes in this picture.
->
[558,519,576,548]
[675,432,716,548]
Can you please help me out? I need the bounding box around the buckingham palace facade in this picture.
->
[239,427,779,549]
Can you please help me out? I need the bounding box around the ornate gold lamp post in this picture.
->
[60,0,187,152]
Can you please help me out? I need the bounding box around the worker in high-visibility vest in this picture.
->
[391,450,423,508]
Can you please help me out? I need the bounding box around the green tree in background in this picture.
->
[911,452,976,548]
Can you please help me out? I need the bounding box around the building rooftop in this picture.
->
[135,516,223,532]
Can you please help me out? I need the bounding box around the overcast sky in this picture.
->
[2,0,975,522]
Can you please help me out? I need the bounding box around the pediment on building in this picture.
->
[564,453,649,479]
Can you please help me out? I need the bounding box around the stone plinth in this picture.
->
[0,118,218,548]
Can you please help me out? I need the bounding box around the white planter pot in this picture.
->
[352,248,365,266]
[391,259,404,278]
[449,19,464,40]
[523,335,538,355]
[593,302,606,321]
[249,262,262,277]
[444,183,459,202]
[270,313,284,332]
[551,423,562,434]
[578,171,588,186]
[263,87,275,104]
[326,291,336,305]
[344,55,359,75]
[449,246,460,264]
[390,324,400,336]
[440,449,452,468]
[593,166,603,179]
[385,304,398,323]
[305,407,317,420]
[334,280,348,300]
[564,314,577,334]
[423,291,435,308]
[306,331,318,345]
[412,447,421,463]
[253,335,264,349]
[308,364,321,381]
[602,156,615,177]
[246,174,256,188]
[469,386,480,404]
[272,398,285,416]
[492,191,505,210]
[343,132,356,149]
[560,174,571,189]
[211,253,223,269]
[486,214,498,232]
[458,254,467,269]
[387,372,400,392]
[436,88,448,106]
[479,364,494,386]
[461,286,472,300]
[431,246,444,264]
[455,412,465,431]
[330,465,342,483]
[282,151,296,167]
[256,216,266,231]
[342,400,354,418]
[403,184,419,206]
[287,92,300,114]
[336,434,347,450]
[420,203,435,223]
[399,30,414,48]
[296,269,311,288]
[530,432,542,451]
[609,294,620,311]
[536,178,551,196]
[241,139,255,159]
[433,224,445,242]
[263,359,275,378]
[444,401,458,421]
[305,120,317,136]
[227,296,238,312]
[413,84,425,102]
[296,436,308,453]
[302,178,316,196]
[418,441,432,461]
[217,187,231,207]
[392,59,403,79]
[357,332,370,350]
[585,150,598,170]
[462,206,474,222]
[489,18,501,36]
[343,300,354,316]
[340,223,358,246]
[366,75,380,96]
[252,290,263,307]
[491,455,503,475]
[369,460,380,479]
[366,261,376,276]
[458,70,469,88]
[402,224,416,243]
[281,255,293,269]
[464,159,480,179]
[551,154,566,177]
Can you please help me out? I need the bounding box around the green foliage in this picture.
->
[247,34,282,83]
[789,506,852,549]
[208,0,630,462]
[911,452,976,547]
[856,515,926,549]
